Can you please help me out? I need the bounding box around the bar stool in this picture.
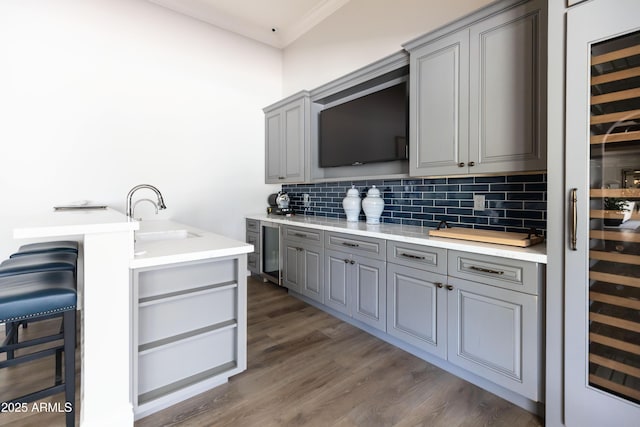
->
[10,241,78,258]
[0,270,76,427]
[0,252,78,278]
[0,252,78,356]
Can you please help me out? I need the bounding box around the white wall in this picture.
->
[282,0,494,95]
[0,0,281,258]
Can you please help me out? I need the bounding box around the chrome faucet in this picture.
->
[126,184,167,218]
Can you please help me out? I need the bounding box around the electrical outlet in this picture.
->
[303,193,310,208]
[473,194,485,211]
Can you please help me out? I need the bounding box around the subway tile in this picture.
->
[447,177,475,184]
[284,174,547,234]
[448,208,474,216]
[506,210,543,219]
[423,178,447,184]
[475,176,506,183]
[447,192,474,200]
[490,183,524,192]
[461,184,490,192]
[435,200,460,207]
[507,174,545,182]
[435,184,460,192]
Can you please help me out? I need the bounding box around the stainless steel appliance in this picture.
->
[260,221,281,285]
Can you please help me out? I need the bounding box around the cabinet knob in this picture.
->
[468,161,475,167]
[350,260,355,265]
[446,285,454,291]
[435,282,443,288]
[458,162,465,168]
[344,259,349,263]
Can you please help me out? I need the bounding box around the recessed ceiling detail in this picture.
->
[147,0,351,48]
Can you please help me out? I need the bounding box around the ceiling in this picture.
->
[147,0,351,48]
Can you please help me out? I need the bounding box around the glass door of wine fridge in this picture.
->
[566,0,640,424]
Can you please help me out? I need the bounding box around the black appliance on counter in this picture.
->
[267,192,292,215]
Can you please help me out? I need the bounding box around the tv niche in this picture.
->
[319,81,408,168]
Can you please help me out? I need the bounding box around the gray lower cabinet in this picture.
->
[325,248,386,332]
[264,91,309,184]
[246,219,260,275]
[386,263,447,359]
[445,249,541,401]
[282,226,324,303]
[406,0,545,176]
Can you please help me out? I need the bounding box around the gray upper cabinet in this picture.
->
[409,30,469,176]
[406,0,546,176]
[264,92,310,184]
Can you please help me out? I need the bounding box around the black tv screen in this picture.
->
[319,82,408,168]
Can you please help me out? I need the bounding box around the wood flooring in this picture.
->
[0,277,543,426]
[136,277,543,427]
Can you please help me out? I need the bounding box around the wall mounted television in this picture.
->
[319,81,408,168]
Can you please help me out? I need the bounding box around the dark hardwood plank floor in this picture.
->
[0,277,543,426]
[136,277,543,427]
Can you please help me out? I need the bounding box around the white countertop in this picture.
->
[13,207,138,239]
[247,213,547,264]
[130,220,254,269]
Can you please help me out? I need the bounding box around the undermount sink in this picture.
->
[135,229,201,242]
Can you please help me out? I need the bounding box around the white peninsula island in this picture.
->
[13,209,252,425]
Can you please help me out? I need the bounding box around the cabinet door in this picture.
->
[387,264,447,358]
[325,249,350,315]
[282,100,305,182]
[565,0,640,423]
[409,30,469,176]
[447,277,539,401]
[468,0,545,174]
[264,109,282,183]
[282,243,303,293]
[352,254,386,331]
[264,98,306,184]
[301,246,324,304]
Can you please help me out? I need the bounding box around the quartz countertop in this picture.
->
[246,213,547,264]
[130,220,254,269]
[13,207,138,239]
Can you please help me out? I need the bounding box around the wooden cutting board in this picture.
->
[428,227,544,247]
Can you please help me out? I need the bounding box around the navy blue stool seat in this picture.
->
[0,270,76,427]
[0,252,77,278]
[10,241,78,258]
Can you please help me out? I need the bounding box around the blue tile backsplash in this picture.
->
[282,174,547,235]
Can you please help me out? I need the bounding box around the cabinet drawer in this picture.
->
[325,232,386,261]
[138,286,236,346]
[138,326,236,397]
[246,218,260,233]
[283,226,323,246]
[387,241,447,274]
[447,250,541,295]
[246,231,259,252]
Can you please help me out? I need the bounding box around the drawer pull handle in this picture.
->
[400,253,426,260]
[294,233,307,238]
[435,282,443,288]
[342,242,360,248]
[469,265,504,275]
[446,285,454,291]
[278,176,285,180]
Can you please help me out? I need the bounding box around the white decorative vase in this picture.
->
[342,185,361,222]
[362,185,384,224]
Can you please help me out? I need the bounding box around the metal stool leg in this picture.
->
[64,310,76,427]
